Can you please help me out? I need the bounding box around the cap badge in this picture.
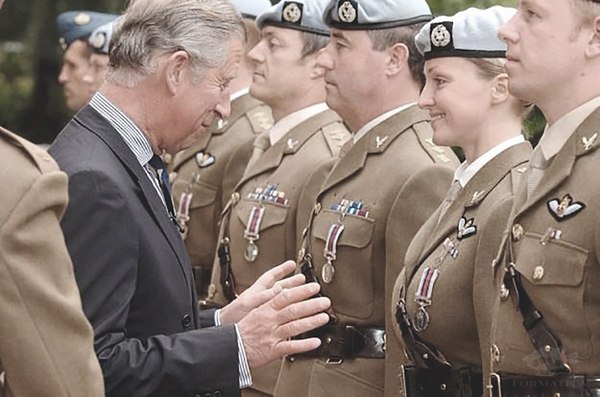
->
[338,1,357,23]
[73,12,92,26]
[282,2,303,24]
[90,32,106,50]
[431,23,451,48]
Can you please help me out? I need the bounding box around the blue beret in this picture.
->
[89,20,116,55]
[256,0,331,36]
[231,0,271,20]
[57,11,118,50]
[323,0,432,30]
[415,6,516,60]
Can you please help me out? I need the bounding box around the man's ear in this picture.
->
[385,42,409,77]
[585,15,600,58]
[165,50,190,94]
[491,73,510,105]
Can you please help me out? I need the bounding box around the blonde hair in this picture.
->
[466,57,534,120]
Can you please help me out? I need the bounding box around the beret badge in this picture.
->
[431,23,452,48]
[338,1,357,23]
[282,2,303,24]
[73,12,92,26]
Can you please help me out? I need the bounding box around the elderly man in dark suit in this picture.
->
[49,1,330,396]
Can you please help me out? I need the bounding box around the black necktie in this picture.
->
[148,154,178,227]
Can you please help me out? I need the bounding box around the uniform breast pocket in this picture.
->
[314,209,375,319]
[235,198,290,234]
[512,233,591,359]
[172,178,218,209]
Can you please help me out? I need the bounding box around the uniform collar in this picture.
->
[269,102,329,145]
[454,134,526,188]
[539,95,600,162]
[353,102,416,143]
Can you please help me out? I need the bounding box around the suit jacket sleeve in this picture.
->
[61,169,240,397]
[0,168,104,396]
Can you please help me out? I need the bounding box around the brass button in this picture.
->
[533,266,545,281]
[314,202,322,215]
[500,283,510,301]
[491,344,501,363]
[231,192,240,204]
[511,223,524,241]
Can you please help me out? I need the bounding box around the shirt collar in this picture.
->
[230,87,250,102]
[454,134,526,187]
[353,103,415,143]
[89,92,154,167]
[269,102,329,145]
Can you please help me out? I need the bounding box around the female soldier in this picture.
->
[389,6,533,396]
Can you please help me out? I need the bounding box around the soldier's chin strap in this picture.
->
[503,240,571,375]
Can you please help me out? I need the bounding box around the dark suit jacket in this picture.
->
[49,105,240,397]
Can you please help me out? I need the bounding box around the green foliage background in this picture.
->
[0,0,543,144]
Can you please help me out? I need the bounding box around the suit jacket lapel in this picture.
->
[319,105,429,195]
[417,141,532,265]
[75,107,191,281]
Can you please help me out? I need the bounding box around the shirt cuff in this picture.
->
[214,309,221,326]
[235,324,253,389]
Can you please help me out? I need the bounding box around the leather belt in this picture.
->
[489,372,600,397]
[399,366,483,397]
[293,325,385,361]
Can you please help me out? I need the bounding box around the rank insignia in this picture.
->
[547,194,585,221]
[282,2,302,24]
[457,216,477,240]
[337,0,357,24]
[195,151,215,168]
[582,132,598,151]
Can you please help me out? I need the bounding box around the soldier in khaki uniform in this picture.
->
[170,0,273,301]
[0,127,104,396]
[208,1,350,395]
[486,1,600,395]
[275,1,458,396]
[389,8,533,396]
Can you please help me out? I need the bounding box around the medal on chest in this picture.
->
[413,267,439,332]
[243,184,289,262]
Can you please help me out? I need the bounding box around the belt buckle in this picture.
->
[398,365,408,397]
[488,372,502,397]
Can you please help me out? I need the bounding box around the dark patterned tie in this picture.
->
[148,154,178,225]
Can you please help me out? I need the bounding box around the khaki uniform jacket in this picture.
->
[491,107,600,375]
[275,106,458,397]
[391,141,531,388]
[171,94,273,296]
[210,108,349,395]
[0,127,103,397]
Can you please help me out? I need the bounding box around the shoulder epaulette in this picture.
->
[246,105,274,135]
[321,121,350,155]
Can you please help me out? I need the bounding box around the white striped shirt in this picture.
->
[89,92,253,389]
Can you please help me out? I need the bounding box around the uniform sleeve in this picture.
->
[61,170,240,397]
[0,170,104,396]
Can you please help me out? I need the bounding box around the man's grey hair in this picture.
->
[106,0,244,87]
